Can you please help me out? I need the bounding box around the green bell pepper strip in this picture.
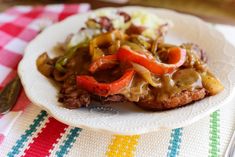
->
[55,40,88,72]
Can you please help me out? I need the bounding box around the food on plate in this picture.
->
[36,10,224,111]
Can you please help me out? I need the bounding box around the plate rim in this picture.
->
[18,6,235,135]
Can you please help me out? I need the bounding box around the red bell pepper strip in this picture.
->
[89,55,118,73]
[116,46,186,75]
[77,69,135,97]
[167,47,186,66]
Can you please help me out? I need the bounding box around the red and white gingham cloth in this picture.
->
[0,3,90,145]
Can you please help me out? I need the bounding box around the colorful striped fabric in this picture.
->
[167,128,183,157]
[209,111,220,157]
[7,111,48,157]
[0,105,228,157]
[106,135,140,157]
[55,127,82,157]
[1,4,235,157]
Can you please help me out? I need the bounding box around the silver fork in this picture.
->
[0,76,22,115]
[225,130,235,157]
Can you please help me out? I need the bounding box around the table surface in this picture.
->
[0,2,235,157]
[1,0,235,25]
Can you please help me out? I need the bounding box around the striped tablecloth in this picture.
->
[1,4,235,157]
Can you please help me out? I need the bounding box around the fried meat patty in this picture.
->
[136,88,207,111]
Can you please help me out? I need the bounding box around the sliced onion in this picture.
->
[89,30,124,61]
[120,76,149,102]
[36,53,54,77]
[201,72,224,95]
[53,69,72,82]
[132,62,161,87]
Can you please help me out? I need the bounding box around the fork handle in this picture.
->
[225,130,235,157]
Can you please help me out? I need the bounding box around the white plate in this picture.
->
[18,6,235,135]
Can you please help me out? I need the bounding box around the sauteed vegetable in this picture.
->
[36,10,223,110]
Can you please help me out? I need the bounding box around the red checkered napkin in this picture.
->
[0,3,90,145]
